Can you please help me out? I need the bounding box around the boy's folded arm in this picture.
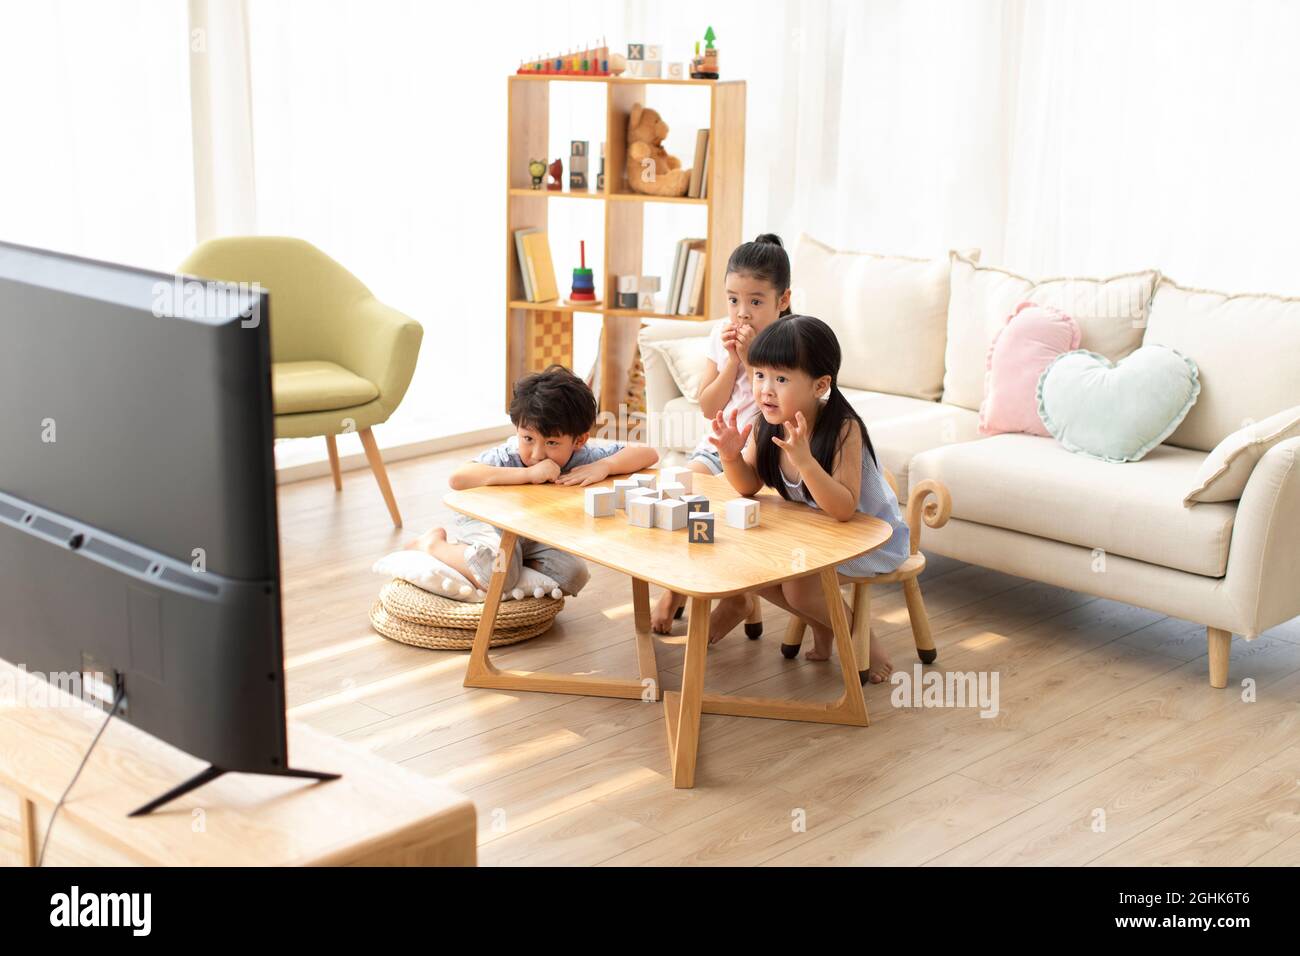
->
[449,462,533,490]
[603,444,659,474]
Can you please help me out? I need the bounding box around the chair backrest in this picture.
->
[178,237,373,365]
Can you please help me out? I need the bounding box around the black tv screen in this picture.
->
[0,240,289,787]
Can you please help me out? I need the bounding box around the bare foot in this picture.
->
[866,629,893,684]
[708,594,751,644]
[805,624,834,661]
[406,526,447,553]
[652,589,686,634]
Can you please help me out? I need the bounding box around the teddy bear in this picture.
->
[626,103,691,197]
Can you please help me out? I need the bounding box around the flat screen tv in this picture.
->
[0,240,335,815]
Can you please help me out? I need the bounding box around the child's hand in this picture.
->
[556,459,610,487]
[707,408,753,462]
[720,321,740,360]
[732,322,756,366]
[526,459,562,484]
[771,411,814,468]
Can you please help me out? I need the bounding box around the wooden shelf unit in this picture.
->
[505,73,746,413]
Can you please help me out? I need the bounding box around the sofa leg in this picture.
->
[359,427,402,528]
[1207,627,1231,689]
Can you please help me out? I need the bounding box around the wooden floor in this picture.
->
[278,442,1300,867]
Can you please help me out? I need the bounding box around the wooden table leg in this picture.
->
[823,568,869,726]
[631,578,660,701]
[664,595,711,788]
[20,797,38,866]
[463,534,660,700]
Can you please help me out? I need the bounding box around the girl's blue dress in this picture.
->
[778,444,910,576]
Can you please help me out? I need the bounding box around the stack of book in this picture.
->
[666,237,707,316]
[513,228,558,302]
[688,129,711,199]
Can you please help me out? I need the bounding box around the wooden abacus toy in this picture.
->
[518,41,611,76]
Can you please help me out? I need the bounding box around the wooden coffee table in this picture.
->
[445,471,892,787]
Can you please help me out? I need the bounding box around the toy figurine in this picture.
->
[690,26,719,79]
[547,158,563,191]
[528,158,547,190]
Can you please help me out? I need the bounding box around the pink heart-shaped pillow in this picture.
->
[979,302,1081,436]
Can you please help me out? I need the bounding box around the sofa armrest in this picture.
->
[347,296,425,418]
[1223,436,1300,636]
[638,319,718,417]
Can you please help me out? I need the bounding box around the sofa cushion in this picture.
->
[943,253,1160,411]
[980,302,1080,437]
[1143,279,1300,452]
[791,234,962,401]
[909,434,1236,577]
[639,334,712,403]
[1184,405,1300,505]
[1036,346,1201,463]
[850,394,983,496]
[272,360,378,415]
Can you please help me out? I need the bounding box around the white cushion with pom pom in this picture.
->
[372,550,563,603]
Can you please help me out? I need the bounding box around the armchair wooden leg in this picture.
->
[1208,627,1231,688]
[903,578,938,665]
[359,427,402,528]
[325,435,343,491]
[782,617,806,659]
[851,583,871,685]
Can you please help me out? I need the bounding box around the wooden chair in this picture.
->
[781,471,952,683]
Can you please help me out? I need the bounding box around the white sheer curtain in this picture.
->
[0,0,195,271]
[243,0,628,464]
[642,0,1300,292]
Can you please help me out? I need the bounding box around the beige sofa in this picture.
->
[638,235,1300,687]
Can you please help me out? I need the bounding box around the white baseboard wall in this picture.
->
[274,423,514,485]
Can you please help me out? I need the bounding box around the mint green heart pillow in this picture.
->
[1036,346,1201,463]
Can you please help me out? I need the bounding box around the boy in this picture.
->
[408,365,659,595]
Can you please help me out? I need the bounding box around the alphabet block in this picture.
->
[667,62,684,79]
[617,274,639,293]
[616,292,638,309]
[654,498,687,531]
[612,479,639,509]
[688,512,715,543]
[639,275,661,292]
[630,473,656,488]
[725,498,760,529]
[637,291,656,310]
[628,496,656,528]
[657,466,693,494]
[681,494,709,514]
[584,487,615,517]
[659,481,685,499]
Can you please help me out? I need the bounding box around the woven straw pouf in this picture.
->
[369,578,563,650]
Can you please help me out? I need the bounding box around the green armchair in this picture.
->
[179,237,423,527]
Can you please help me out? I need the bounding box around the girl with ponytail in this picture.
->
[706,315,909,681]
[652,233,792,634]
